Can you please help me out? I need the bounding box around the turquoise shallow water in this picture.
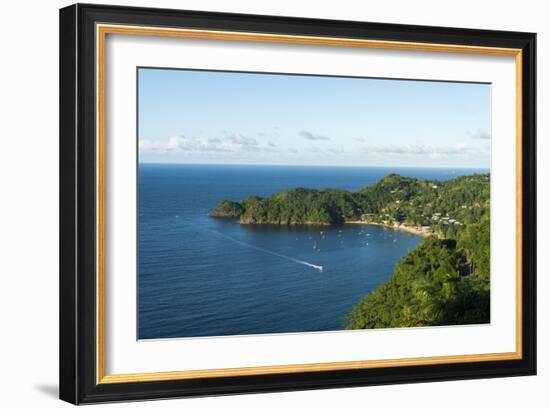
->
[138,164,485,339]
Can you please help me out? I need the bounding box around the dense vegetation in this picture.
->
[207,199,244,218]
[210,173,490,232]
[210,173,491,328]
[346,216,490,328]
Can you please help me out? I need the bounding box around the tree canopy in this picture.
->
[209,173,490,230]
[346,223,490,329]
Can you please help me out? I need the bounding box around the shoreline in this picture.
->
[239,220,332,226]
[345,220,431,237]
[227,218,431,237]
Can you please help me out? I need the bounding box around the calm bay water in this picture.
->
[138,164,486,339]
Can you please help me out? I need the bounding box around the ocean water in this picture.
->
[138,164,486,339]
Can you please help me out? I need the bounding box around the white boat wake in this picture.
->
[211,230,324,272]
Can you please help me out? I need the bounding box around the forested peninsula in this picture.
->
[209,173,491,328]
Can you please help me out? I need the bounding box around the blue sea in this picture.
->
[138,164,486,339]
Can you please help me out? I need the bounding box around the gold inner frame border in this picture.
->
[95,23,523,385]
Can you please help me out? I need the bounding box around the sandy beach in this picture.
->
[345,220,431,237]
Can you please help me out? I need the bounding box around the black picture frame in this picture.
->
[60,3,536,404]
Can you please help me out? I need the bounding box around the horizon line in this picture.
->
[138,161,490,170]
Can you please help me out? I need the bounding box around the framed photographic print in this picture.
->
[59,3,536,404]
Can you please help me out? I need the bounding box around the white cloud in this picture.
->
[300,131,331,141]
[362,144,486,158]
[226,133,258,146]
[468,129,491,140]
[140,134,281,154]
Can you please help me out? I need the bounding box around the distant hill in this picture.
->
[209,173,490,233]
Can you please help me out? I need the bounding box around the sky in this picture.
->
[138,68,491,168]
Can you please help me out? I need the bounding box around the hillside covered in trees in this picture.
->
[209,173,491,328]
[346,216,490,328]
[209,173,489,234]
